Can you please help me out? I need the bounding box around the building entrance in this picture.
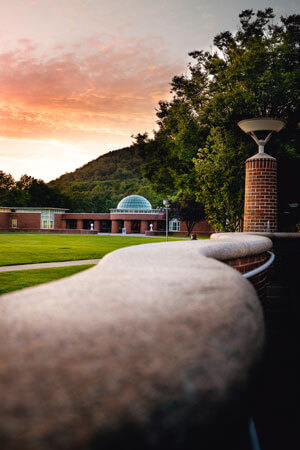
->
[117,220,124,233]
[131,221,141,233]
[83,220,94,230]
[100,220,111,232]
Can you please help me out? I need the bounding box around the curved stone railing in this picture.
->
[211,232,273,298]
[0,234,272,449]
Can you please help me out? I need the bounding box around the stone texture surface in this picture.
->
[0,236,269,449]
[210,232,272,257]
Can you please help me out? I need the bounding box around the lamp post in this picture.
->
[163,200,170,241]
[238,118,285,232]
[238,118,285,154]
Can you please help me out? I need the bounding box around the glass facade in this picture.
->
[116,195,152,210]
[40,210,54,229]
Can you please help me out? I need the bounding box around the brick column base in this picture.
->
[124,220,132,234]
[111,220,119,233]
[140,220,148,234]
[244,152,277,232]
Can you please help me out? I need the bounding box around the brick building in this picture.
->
[0,195,213,237]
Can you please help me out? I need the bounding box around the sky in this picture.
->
[0,0,299,182]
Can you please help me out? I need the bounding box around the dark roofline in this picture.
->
[0,207,69,211]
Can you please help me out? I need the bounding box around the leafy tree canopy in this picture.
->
[135,9,300,231]
[0,172,69,208]
[169,200,205,236]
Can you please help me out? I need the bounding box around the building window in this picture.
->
[11,219,17,228]
[66,219,77,229]
[40,210,54,229]
[100,220,111,232]
[157,220,166,231]
[169,219,180,232]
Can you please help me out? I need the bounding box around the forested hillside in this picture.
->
[49,146,164,212]
[52,147,140,183]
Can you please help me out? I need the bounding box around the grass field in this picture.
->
[0,233,187,266]
[0,265,94,295]
[0,233,203,295]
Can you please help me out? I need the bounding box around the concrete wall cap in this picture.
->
[243,231,300,240]
[0,235,267,449]
[210,232,272,258]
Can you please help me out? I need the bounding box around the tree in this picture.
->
[135,9,300,231]
[169,200,205,236]
[0,171,15,190]
[16,174,69,208]
[0,171,29,206]
[194,128,249,231]
[193,9,300,230]
[134,99,206,201]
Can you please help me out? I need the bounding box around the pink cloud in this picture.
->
[0,36,181,143]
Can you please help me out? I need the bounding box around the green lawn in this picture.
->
[0,265,94,295]
[0,233,205,295]
[0,233,186,266]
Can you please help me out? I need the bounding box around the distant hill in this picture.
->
[49,146,164,212]
[51,147,141,183]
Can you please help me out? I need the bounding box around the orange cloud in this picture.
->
[0,36,181,144]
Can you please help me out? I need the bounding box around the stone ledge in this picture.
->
[0,235,269,449]
[243,231,300,240]
[210,232,272,258]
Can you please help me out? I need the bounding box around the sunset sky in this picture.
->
[0,0,299,181]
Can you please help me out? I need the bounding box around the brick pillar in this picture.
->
[244,152,277,232]
[61,219,67,229]
[77,219,83,230]
[111,220,119,233]
[140,220,148,234]
[124,220,132,234]
[152,221,158,231]
[94,220,100,231]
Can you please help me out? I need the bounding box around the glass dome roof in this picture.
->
[117,195,152,210]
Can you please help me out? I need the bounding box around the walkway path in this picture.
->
[0,259,100,273]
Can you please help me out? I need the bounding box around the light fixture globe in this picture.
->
[238,117,285,154]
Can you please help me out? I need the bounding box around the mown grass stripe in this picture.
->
[0,265,94,296]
